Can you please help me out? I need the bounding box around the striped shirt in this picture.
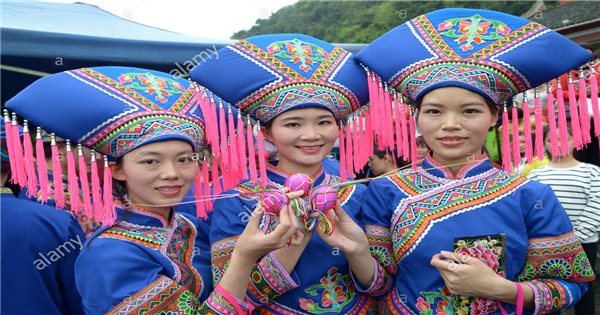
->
[528,162,600,243]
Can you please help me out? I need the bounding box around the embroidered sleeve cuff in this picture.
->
[350,257,391,296]
[202,284,250,315]
[247,252,300,304]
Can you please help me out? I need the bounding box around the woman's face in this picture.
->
[111,140,196,213]
[265,107,338,174]
[417,87,498,168]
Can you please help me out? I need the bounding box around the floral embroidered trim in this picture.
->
[517,232,595,283]
[107,276,198,314]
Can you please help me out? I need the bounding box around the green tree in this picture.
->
[232,0,558,43]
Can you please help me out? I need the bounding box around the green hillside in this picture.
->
[232,0,558,43]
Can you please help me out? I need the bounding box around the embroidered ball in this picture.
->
[284,173,312,196]
[261,191,288,214]
[310,186,337,212]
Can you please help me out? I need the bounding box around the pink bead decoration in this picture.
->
[310,186,337,212]
[284,173,312,195]
[261,191,288,214]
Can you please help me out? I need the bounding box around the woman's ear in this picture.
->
[263,127,274,143]
[109,163,127,181]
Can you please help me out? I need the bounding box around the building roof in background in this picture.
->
[537,0,600,30]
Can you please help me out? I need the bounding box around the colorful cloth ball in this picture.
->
[261,191,288,214]
[284,173,313,196]
[310,186,337,212]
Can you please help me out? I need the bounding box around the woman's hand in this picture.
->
[430,251,512,298]
[315,203,369,257]
[234,190,305,262]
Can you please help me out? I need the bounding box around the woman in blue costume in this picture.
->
[317,8,596,315]
[190,34,378,314]
[1,116,85,314]
[6,66,304,315]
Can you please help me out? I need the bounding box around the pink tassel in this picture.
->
[202,156,212,211]
[546,83,559,158]
[369,74,381,146]
[194,163,207,219]
[219,153,231,192]
[4,111,18,185]
[522,96,534,164]
[256,126,268,188]
[339,122,347,181]
[356,115,365,169]
[376,80,386,149]
[577,70,592,145]
[501,105,512,171]
[352,118,360,173]
[50,134,66,209]
[364,114,375,168]
[365,110,374,163]
[533,91,545,161]
[345,122,354,178]
[567,73,584,149]
[393,95,403,159]
[218,101,229,167]
[11,114,26,188]
[193,85,211,144]
[408,107,418,168]
[65,141,82,213]
[35,127,50,203]
[589,63,600,137]
[556,80,570,156]
[77,144,93,217]
[237,113,248,180]
[208,95,220,155]
[22,121,38,196]
[102,156,116,226]
[90,151,103,219]
[211,154,222,196]
[382,85,393,149]
[246,117,258,182]
[511,104,521,168]
[400,97,410,160]
[227,106,239,175]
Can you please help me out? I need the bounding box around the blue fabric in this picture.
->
[6,67,207,158]
[210,163,373,313]
[356,8,591,104]
[1,189,85,315]
[362,156,591,314]
[190,34,368,123]
[75,207,213,314]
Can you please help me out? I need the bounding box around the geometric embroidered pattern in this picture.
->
[245,83,355,122]
[71,68,206,156]
[387,12,551,104]
[107,276,197,314]
[390,168,524,262]
[232,39,361,123]
[397,61,515,105]
[100,221,168,250]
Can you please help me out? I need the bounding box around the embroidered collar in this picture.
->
[115,201,173,227]
[422,153,493,180]
[266,162,326,186]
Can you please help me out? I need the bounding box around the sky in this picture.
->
[38,0,299,40]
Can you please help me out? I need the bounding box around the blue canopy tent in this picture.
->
[1,0,365,104]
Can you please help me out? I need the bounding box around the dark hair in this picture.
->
[373,147,409,168]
